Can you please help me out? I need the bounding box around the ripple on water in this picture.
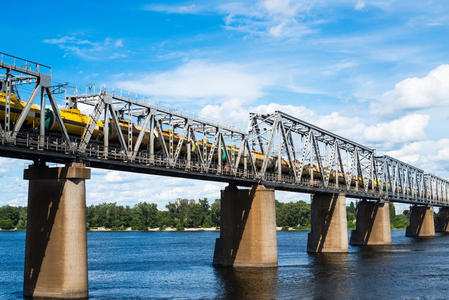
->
[1,230,449,299]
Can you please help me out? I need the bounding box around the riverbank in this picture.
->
[0,226,409,232]
[88,226,311,232]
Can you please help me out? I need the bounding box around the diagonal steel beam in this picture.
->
[154,118,169,160]
[108,104,129,157]
[259,117,279,178]
[279,121,297,179]
[172,122,190,166]
[132,110,152,161]
[297,131,311,183]
[188,127,204,167]
[46,87,72,148]
[205,131,219,172]
[219,132,234,173]
[11,84,40,139]
[79,100,105,152]
[311,134,325,185]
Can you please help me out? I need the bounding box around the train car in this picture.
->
[0,92,398,193]
[0,93,41,128]
[45,108,104,139]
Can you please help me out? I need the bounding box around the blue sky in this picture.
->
[2,0,449,209]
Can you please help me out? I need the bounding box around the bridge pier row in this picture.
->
[307,193,348,253]
[349,200,392,246]
[23,162,90,299]
[436,207,449,233]
[406,205,435,237]
[213,184,278,267]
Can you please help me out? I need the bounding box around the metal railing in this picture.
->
[0,52,51,76]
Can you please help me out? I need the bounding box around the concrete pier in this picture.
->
[23,162,90,299]
[435,207,449,233]
[406,205,435,237]
[350,200,392,246]
[307,193,348,253]
[213,184,278,267]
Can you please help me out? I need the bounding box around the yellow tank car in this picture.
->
[45,108,104,139]
[0,93,41,128]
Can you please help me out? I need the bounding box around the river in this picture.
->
[1,230,449,299]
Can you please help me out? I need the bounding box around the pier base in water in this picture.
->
[307,193,348,253]
[213,184,278,267]
[406,205,435,237]
[23,163,90,299]
[350,200,392,246]
[435,207,449,233]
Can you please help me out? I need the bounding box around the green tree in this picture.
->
[347,202,356,222]
[210,199,221,227]
[275,200,311,228]
[390,202,396,219]
[132,202,159,230]
[0,206,21,229]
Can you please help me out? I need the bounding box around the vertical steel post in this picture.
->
[103,104,109,159]
[149,114,155,163]
[243,141,248,177]
[127,105,133,158]
[186,127,191,170]
[277,124,282,181]
[39,87,45,149]
[202,127,207,168]
[4,73,10,135]
[169,116,174,164]
[217,131,222,174]
[309,140,314,185]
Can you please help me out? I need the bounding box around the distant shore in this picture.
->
[87,226,308,232]
[0,227,410,232]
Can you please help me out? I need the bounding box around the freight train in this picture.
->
[0,91,398,192]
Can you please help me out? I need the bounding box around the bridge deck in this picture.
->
[0,131,441,207]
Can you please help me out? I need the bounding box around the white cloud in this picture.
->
[354,0,365,10]
[220,0,316,38]
[386,139,449,178]
[361,113,429,144]
[199,99,429,149]
[0,158,25,174]
[87,170,225,208]
[322,61,358,76]
[43,35,127,60]
[198,100,317,130]
[143,4,199,14]
[117,60,272,103]
[114,39,124,47]
[262,0,307,17]
[372,64,449,115]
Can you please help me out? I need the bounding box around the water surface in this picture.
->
[1,230,449,299]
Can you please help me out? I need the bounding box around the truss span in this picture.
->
[0,51,448,206]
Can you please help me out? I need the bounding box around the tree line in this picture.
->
[0,199,409,231]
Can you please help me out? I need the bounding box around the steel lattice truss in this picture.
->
[67,91,252,177]
[0,52,448,206]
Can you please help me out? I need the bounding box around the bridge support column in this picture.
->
[406,205,435,237]
[349,200,391,246]
[436,207,449,233]
[23,162,90,299]
[213,184,278,267]
[307,193,348,253]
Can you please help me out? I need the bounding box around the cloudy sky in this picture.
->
[2,0,449,209]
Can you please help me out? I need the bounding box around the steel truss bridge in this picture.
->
[0,52,448,207]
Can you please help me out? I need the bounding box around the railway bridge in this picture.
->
[1,52,449,298]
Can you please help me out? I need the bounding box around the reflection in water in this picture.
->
[215,267,278,299]
[30,298,88,300]
[309,253,350,300]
